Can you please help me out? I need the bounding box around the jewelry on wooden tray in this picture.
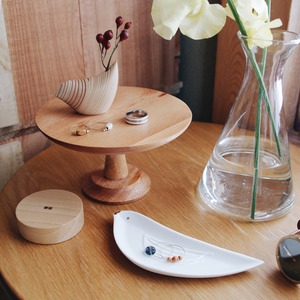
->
[143,234,213,264]
[144,243,185,263]
[125,109,148,125]
[70,122,113,136]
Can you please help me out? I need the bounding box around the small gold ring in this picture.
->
[70,125,90,136]
[70,122,113,136]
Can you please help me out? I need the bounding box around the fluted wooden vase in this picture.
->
[55,62,119,115]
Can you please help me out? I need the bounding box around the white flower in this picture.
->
[245,19,282,48]
[151,0,282,49]
[225,0,268,23]
[151,0,226,40]
[225,0,282,48]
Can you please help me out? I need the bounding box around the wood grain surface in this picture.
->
[35,87,192,154]
[1,122,300,299]
[16,189,84,244]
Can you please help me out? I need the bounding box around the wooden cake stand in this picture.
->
[35,86,192,204]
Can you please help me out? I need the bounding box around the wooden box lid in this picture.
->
[16,189,84,244]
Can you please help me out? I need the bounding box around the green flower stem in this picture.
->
[247,51,282,157]
[267,0,271,19]
[226,0,247,36]
[250,49,267,219]
[227,0,282,219]
[250,0,272,219]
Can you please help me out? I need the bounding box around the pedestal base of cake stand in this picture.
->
[81,154,151,204]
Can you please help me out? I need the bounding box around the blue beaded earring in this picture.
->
[144,244,184,263]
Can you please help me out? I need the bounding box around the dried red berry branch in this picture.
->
[96,16,132,71]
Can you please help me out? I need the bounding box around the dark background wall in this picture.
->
[178,35,218,122]
[177,0,220,122]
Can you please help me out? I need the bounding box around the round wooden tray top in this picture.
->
[35,86,192,154]
[35,87,192,204]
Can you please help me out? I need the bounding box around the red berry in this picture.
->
[116,16,124,28]
[96,33,104,44]
[104,30,113,40]
[124,22,132,30]
[119,30,129,41]
[104,40,111,50]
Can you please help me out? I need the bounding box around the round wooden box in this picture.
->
[16,189,84,244]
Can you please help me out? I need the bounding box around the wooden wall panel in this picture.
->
[115,0,178,90]
[2,0,178,127]
[213,0,294,126]
[79,0,117,78]
[284,0,300,142]
[2,0,85,125]
[80,0,177,90]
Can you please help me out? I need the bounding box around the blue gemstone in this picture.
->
[145,246,156,256]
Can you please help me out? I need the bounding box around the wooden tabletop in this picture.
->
[1,122,300,299]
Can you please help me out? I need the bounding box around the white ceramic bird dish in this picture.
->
[113,210,263,278]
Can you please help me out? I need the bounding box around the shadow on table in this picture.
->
[0,273,19,300]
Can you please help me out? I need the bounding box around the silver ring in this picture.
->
[125,109,148,125]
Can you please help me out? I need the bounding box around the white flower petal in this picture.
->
[226,0,268,23]
[151,0,200,40]
[251,0,268,20]
[225,0,249,20]
[180,1,226,39]
[244,21,273,48]
[226,0,282,48]
[268,18,283,29]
